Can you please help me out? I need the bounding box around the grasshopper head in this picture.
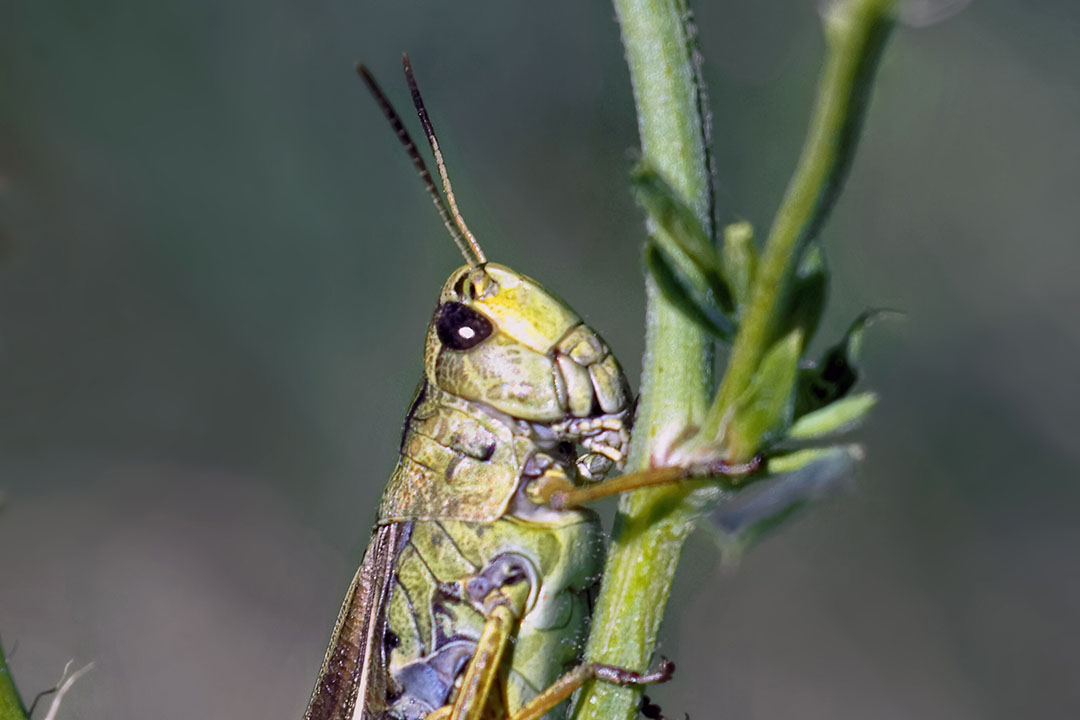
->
[424,263,631,427]
[357,59,631,475]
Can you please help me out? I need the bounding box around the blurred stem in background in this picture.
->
[571,1,898,719]
[0,636,93,720]
[1,638,29,720]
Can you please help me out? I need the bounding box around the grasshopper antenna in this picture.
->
[356,62,485,268]
[401,53,486,267]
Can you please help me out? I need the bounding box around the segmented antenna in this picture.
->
[356,63,485,268]
[401,54,486,267]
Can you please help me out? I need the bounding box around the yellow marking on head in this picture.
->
[469,265,582,355]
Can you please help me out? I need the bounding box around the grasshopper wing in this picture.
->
[305,522,412,720]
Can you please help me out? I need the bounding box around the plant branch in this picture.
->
[704,0,897,452]
[573,2,898,719]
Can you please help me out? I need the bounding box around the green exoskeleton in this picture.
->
[306,56,754,720]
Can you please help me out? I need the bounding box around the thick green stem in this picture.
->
[619,0,716,462]
[571,1,714,718]
[574,2,897,719]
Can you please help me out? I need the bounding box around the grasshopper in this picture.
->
[305,56,756,720]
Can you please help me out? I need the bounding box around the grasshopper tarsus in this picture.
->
[591,657,675,686]
[703,452,765,477]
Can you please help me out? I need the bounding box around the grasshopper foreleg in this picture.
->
[543,455,764,510]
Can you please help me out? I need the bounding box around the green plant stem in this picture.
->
[705,0,897,452]
[573,2,897,719]
[619,0,716,458]
[571,1,714,719]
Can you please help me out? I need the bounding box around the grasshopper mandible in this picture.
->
[305,55,756,720]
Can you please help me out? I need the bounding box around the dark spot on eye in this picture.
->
[383,629,400,650]
[435,302,493,351]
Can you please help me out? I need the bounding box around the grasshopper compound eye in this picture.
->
[435,301,493,350]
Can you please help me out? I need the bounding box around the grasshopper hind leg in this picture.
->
[502,658,676,720]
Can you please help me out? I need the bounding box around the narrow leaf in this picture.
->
[787,392,877,440]
[631,162,734,312]
[710,445,862,558]
[644,242,735,340]
[794,309,895,417]
[726,329,803,456]
[721,221,757,312]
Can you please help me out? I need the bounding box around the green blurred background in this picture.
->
[1,1,1078,718]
